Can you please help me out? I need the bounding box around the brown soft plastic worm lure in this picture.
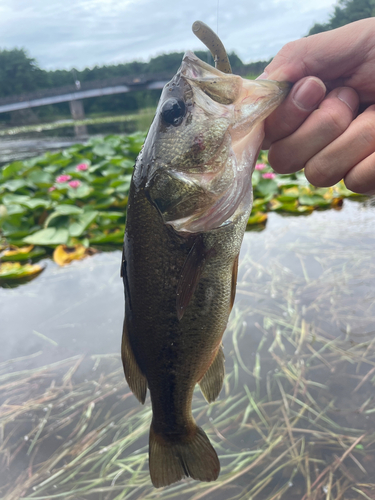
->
[192,20,232,74]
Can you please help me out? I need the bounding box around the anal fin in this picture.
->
[199,345,225,403]
[121,320,147,403]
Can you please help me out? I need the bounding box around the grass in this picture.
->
[1,203,375,499]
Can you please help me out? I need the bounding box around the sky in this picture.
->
[0,0,338,70]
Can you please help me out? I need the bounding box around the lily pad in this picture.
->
[53,244,97,266]
[0,262,44,286]
[90,230,124,244]
[0,179,31,192]
[1,161,25,179]
[0,135,365,283]
[247,211,268,225]
[0,245,46,262]
[298,195,331,207]
[67,184,92,199]
[255,179,278,197]
[92,143,116,157]
[68,211,98,237]
[24,228,70,246]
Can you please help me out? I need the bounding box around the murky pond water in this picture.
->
[1,199,375,499]
[0,111,154,165]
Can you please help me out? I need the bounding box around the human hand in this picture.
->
[260,18,375,195]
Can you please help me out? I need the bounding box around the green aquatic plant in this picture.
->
[0,134,365,286]
[249,151,364,230]
[0,133,144,246]
[0,134,144,284]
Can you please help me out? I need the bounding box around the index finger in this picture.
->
[262,76,326,149]
[263,19,374,83]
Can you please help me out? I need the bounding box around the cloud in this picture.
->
[0,0,337,69]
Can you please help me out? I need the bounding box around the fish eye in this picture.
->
[160,98,186,126]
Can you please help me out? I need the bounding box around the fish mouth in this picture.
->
[164,56,290,234]
[180,51,228,81]
[141,52,290,235]
[180,51,218,79]
[179,51,242,105]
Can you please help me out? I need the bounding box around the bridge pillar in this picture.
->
[69,100,87,137]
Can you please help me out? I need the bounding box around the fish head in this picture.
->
[135,51,289,234]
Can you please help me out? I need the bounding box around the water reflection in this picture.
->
[1,199,375,499]
[0,111,154,165]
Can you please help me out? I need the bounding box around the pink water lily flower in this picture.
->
[262,172,276,180]
[255,163,267,170]
[56,174,72,183]
[76,163,88,171]
[68,180,81,189]
[48,186,56,192]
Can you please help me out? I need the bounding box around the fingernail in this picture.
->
[256,71,268,80]
[337,87,358,113]
[292,77,326,111]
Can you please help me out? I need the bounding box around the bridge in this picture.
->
[0,73,173,113]
[0,73,173,135]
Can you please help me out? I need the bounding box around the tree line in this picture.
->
[0,49,269,124]
[0,0,373,125]
[309,0,375,35]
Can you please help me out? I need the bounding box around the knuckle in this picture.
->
[322,107,350,137]
[344,166,374,194]
[268,143,304,174]
[274,41,298,63]
[265,102,301,142]
[344,171,362,193]
[358,114,375,148]
[283,105,306,134]
[276,113,299,138]
[269,39,310,76]
[304,157,330,187]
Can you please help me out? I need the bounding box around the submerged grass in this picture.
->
[1,202,375,499]
[2,330,375,500]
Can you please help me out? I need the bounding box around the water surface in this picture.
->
[1,199,374,499]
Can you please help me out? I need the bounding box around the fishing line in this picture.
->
[217,0,219,34]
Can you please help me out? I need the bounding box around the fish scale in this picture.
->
[121,50,289,487]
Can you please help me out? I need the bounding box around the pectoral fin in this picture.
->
[121,320,147,404]
[230,253,239,311]
[199,345,225,403]
[176,235,216,321]
[146,169,210,224]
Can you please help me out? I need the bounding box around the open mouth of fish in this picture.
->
[140,51,290,235]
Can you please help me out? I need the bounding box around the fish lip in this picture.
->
[179,51,223,79]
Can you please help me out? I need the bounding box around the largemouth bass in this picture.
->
[121,51,288,487]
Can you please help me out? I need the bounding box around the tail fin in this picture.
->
[149,423,220,488]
